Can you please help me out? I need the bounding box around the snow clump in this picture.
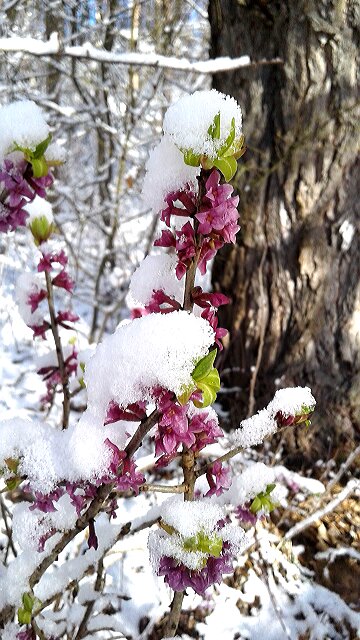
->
[163,89,242,160]
[0,100,49,162]
[142,135,200,214]
[128,253,183,307]
[84,310,215,423]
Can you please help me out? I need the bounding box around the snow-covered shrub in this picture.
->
[0,94,319,639]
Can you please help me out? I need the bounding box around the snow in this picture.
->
[231,387,315,448]
[163,89,242,159]
[15,271,46,326]
[0,100,49,161]
[267,386,316,417]
[25,196,54,225]
[0,417,137,492]
[148,497,246,573]
[160,496,224,539]
[0,36,254,74]
[219,463,276,507]
[128,253,184,306]
[231,408,277,448]
[84,311,215,423]
[141,135,199,214]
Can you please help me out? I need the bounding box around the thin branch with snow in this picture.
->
[0,34,283,74]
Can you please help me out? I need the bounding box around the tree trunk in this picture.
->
[209,0,360,467]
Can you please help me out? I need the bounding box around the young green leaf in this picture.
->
[207,112,221,140]
[217,117,236,156]
[191,349,217,382]
[213,156,237,182]
[196,368,221,408]
[183,149,201,167]
[33,134,52,159]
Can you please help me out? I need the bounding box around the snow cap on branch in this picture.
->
[0,100,49,162]
[84,311,215,422]
[142,135,199,214]
[231,386,316,448]
[163,89,242,160]
[128,253,183,308]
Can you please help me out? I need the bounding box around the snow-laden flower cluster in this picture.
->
[149,498,246,595]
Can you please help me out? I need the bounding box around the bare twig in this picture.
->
[44,270,70,429]
[283,479,360,542]
[139,483,187,494]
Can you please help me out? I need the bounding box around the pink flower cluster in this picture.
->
[154,170,239,279]
[0,157,52,233]
[158,540,234,596]
[154,389,223,466]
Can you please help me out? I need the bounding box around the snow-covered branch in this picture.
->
[0,34,283,74]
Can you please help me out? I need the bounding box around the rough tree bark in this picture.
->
[209,0,360,467]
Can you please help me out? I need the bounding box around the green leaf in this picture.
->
[177,382,196,406]
[5,457,19,474]
[30,215,52,242]
[191,349,217,382]
[22,592,34,612]
[196,368,221,408]
[33,134,52,159]
[213,155,238,182]
[218,117,236,156]
[183,531,223,557]
[183,149,201,167]
[6,476,21,491]
[18,608,32,625]
[207,112,221,140]
[31,156,49,178]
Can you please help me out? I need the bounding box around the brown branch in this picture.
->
[44,270,70,429]
[74,559,104,640]
[163,591,185,638]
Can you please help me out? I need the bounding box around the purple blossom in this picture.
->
[205,461,232,497]
[105,400,147,425]
[52,269,74,293]
[27,288,47,313]
[38,250,68,273]
[188,411,224,451]
[17,630,36,640]
[104,439,145,494]
[146,289,181,314]
[30,487,64,513]
[201,308,228,350]
[160,188,196,226]
[191,287,230,309]
[88,517,98,550]
[154,228,176,249]
[155,393,194,455]
[158,546,234,595]
[235,504,258,526]
[38,527,56,552]
[195,170,240,243]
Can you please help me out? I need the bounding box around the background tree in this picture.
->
[209,0,360,468]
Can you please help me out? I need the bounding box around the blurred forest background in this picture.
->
[1,0,359,470]
[0,1,359,637]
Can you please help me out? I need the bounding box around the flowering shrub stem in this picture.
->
[44,270,70,429]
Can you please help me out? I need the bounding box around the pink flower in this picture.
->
[201,308,228,350]
[191,287,230,309]
[52,269,74,292]
[38,250,68,272]
[146,290,181,314]
[154,229,176,248]
[205,461,232,497]
[188,411,224,451]
[27,288,47,312]
[195,170,240,243]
